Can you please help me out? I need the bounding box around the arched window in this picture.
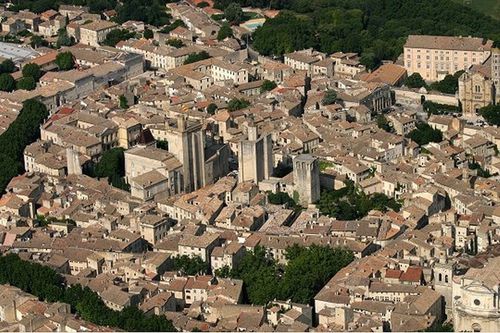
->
[445,275,448,283]
[438,273,442,282]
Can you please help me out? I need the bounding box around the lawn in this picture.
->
[451,0,500,20]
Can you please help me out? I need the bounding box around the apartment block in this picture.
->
[404,35,493,82]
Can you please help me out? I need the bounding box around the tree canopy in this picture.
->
[171,255,209,275]
[207,103,218,115]
[16,77,37,91]
[407,123,443,146]
[227,98,250,111]
[0,99,49,193]
[260,80,277,93]
[103,29,135,47]
[480,104,500,126]
[376,114,393,133]
[0,253,177,331]
[55,51,75,71]
[219,245,354,305]
[404,73,427,89]
[246,0,500,69]
[224,3,244,24]
[428,71,464,94]
[183,51,211,65]
[0,59,16,74]
[166,38,185,48]
[143,28,154,39]
[0,73,16,92]
[318,181,401,220]
[321,89,338,105]
[85,148,129,190]
[217,23,234,41]
[56,28,73,48]
[22,63,43,82]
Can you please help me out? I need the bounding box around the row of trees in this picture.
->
[217,245,354,305]
[0,99,49,194]
[423,101,461,116]
[404,71,464,95]
[317,181,401,220]
[0,254,177,331]
[248,0,500,69]
[183,51,211,65]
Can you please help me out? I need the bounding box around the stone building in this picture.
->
[453,256,500,332]
[79,20,118,47]
[293,154,320,206]
[458,60,495,117]
[404,35,493,82]
[491,47,500,100]
[238,121,273,185]
[152,116,207,192]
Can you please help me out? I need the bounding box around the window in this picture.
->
[474,299,481,306]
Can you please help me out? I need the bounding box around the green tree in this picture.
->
[260,79,277,93]
[16,77,36,91]
[321,89,338,105]
[22,63,43,82]
[224,245,354,305]
[267,191,297,208]
[0,254,177,331]
[165,38,185,48]
[318,181,401,220]
[377,114,393,132]
[103,29,135,47]
[0,99,49,193]
[197,1,210,7]
[279,245,354,304]
[119,95,128,109]
[30,35,46,48]
[0,59,16,74]
[86,148,129,190]
[183,51,211,65]
[480,104,500,126]
[56,28,73,48]
[217,22,233,41]
[227,98,250,111]
[407,123,443,146]
[0,73,15,92]
[207,103,218,115]
[404,73,427,89]
[55,51,75,71]
[143,28,154,39]
[469,160,492,178]
[156,140,168,150]
[159,19,186,33]
[171,255,208,275]
[224,2,243,24]
[429,71,464,94]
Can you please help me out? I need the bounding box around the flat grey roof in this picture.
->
[0,42,38,63]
